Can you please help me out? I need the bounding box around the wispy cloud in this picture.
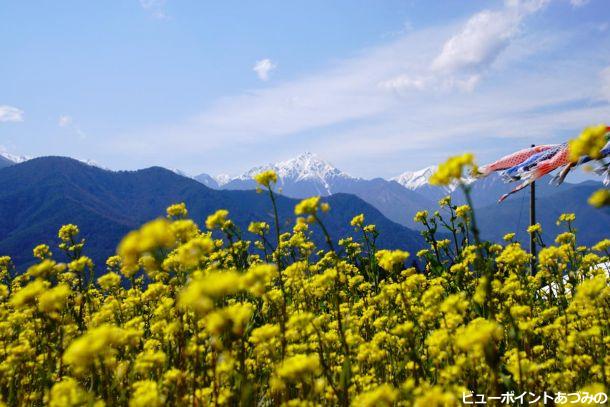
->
[0,105,24,123]
[379,74,427,92]
[570,0,590,7]
[139,0,167,19]
[253,59,277,81]
[58,115,73,127]
[601,66,610,102]
[58,115,86,139]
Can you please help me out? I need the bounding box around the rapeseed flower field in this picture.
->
[0,154,609,406]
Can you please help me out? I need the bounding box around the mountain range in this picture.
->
[195,152,437,228]
[0,151,607,271]
[0,157,423,271]
[193,152,606,237]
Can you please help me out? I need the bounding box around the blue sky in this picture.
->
[1,0,609,178]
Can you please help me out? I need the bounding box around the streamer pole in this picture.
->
[530,144,537,275]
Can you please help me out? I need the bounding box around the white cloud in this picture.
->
[570,0,590,7]
[444,74,481,92]
[253,59,277,81]
[58,115,73,127]
[432,10,518,75]
[0,105,24,122]
[139,0,167,19]
[379,74,427,92]
[601,66,610,102]
[431,0,550,83]
[381,0,550,93]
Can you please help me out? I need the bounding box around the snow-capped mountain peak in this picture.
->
[193,172,231,188]
[392,165,481,195]
[0,151,30,164]
[214,174,231,186]
[237,152,353,187]
[215,152,355,196]
[391,166,437,190]
[273,152,351,182]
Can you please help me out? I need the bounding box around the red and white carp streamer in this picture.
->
[476,126,610,203]
[498,144,570,203]
[477,145,557,176]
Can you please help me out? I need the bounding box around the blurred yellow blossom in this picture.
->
[429,153,475,186]
[569,124,608,161]
[253,169,278,187]
[588,188,610,208]
[295,196,321,215]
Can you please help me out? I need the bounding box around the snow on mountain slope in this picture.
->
[214,174,231,186]
[0,152,29,166]
[194,173,218,188]
[241,152,351,180]
[392,165,562,208]
[391,165,460,198]
[392,166,438,190]
[198,152,434,227]
[0,152,112,171]
[194,173,232,189]
[227,152,355,195]
[77,159,111,171]
[169,168,192,178]
[192,151,556,213]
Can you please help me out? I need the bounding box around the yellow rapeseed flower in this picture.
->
[166,202,188,219]
[588,188,610,208]
[117,218,176,268]
[352,384,398,407]
[496,243,530,267]
[294,196,321,216]
[33,244,52,260]
[557,213,576,225]
[10,279,48,309]
[97,272,121,291]
[455,204,470,219]
[63,325,138,373]
[253,170,278,188]
[592,239,610,252]
[568,124,608,162]
[276,354,320,381]
[178,270,242,314]
[205,209,230,230]
[413,210,428,223]
[350,214,365,227]
[58,224,80,242]
[527,223,541,234]
[47,377,101,407]
[375,249,409,272]
[456,318,503,351]
[129,380,164,407]
[38,284,71,316]
[429,153,475,186]
[248,221,269,235]
[503,232,515,242]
